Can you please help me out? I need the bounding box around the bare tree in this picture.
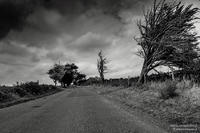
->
[97,50,108,83]
[136,0,199,83]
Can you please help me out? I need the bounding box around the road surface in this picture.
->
[0,87,168,133]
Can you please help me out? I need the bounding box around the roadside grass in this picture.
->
[92,80,200,128]
[0,81,63,108]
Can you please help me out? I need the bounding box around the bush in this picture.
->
[18,82,57,96]
[14,87,29,97]
[160,80,178,99]
[0,82,59,104]
[0,91,13,102]
[19,82,40,95]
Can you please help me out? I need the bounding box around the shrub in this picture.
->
[0,91,13,102]
[19,82,57,95]
[19,82,41,95]
[160,80,179,99]
[14,87,29,97]
[0,82,59,104]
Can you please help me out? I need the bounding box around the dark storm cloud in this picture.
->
[0,0,55,40]
[0,0,35,39]
[43,0,149,17]
[0,0,151,40]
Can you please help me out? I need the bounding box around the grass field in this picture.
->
[91,80,200,130]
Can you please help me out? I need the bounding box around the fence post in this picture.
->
[128,76,130,87]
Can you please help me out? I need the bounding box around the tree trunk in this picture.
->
[128,76,130,87]
[169,66,175,81]
[100,73,105,84]
[138,63,148,84]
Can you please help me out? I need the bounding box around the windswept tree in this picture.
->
[136,0,199,83]
[97,50,108,83]
[47,64,65,86]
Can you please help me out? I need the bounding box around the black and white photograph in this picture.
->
[0,0,200,132]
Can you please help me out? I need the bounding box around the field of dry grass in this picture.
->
[91,80,200,131]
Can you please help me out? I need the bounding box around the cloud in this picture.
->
[0,0,152,41]
[0,40,43,67]
[42,0,151,17]
[0,41,30,57]
[69,32,112,53]
[0,0,40,40]
[6,8,122,49]
[46,51,65,61]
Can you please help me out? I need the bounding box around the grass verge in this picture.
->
[91,81,200,132]
[0,81,64,109]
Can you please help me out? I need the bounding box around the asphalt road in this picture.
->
[0,87,168,133]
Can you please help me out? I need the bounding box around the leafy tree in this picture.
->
[136,0,199,83]
[61,63,79,87]
[48,63,87,87]
[61,72,73,87]
[47,64,65,86]
[97,50,108,83]
[74,73,86,85]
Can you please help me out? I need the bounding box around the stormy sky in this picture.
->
[0,0,200,85]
